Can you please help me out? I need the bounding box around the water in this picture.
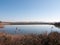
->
[0,25,60,34]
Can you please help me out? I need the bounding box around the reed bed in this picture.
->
[0,31,60,45]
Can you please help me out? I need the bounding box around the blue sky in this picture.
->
[0,0,60,22]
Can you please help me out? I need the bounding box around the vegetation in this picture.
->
[0,32,60,45]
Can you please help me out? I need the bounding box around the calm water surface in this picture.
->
[0,25,60,34]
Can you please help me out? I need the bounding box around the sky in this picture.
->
[0,0,60,22]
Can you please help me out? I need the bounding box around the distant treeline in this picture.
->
[9,22,53,25]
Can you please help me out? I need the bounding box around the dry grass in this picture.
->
[0,32,60,45]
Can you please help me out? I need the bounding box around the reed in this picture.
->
[0,31,60,45]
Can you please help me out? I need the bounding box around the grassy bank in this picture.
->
[0,32,60,45]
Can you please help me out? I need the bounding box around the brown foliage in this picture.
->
[0,32,60,45]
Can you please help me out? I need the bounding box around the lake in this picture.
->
[0,25,60,35]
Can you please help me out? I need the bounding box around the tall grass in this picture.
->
[0,31,60,45]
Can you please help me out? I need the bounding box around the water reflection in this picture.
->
[54,25,60,28]
[0,25,60,34]
[0,25,60,29]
